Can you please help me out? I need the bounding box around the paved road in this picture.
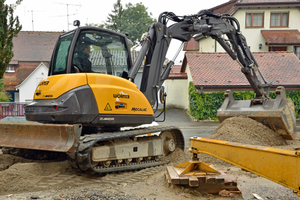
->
[156,108,219,148]
[157,108,300,148]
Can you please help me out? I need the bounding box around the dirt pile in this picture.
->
[196,116,288,166]
[209,116,287,146]
[162,147,191,165]
[0,154,33,171]
[0,158,72,195]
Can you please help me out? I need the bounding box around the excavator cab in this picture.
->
[49,28,132,77]
[25,26,155,129]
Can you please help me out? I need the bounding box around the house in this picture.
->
[165,0,300,110]
[15,63,48,102]
[166,51,300,109]
[186,0,300,57]
[4,31,61,102]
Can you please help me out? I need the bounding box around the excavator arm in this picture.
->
[128,10,295,139]
[128,10,270,107]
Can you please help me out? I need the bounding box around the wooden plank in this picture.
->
[179,176,189,185]
[189,176,199,187]
[166,166,180,185]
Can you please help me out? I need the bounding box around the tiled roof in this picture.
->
[239,0,300,3]
[11,31,61,63]
[210,0,239,15]
[168,65,187,79]
[261,30,300,45]
[4,66,36,91]
[211,0,300,15]
[183,52,300,87]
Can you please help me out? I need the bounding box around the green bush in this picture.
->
[0,80,11,102]
[189,82,300,120]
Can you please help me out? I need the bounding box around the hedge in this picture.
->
[189,82,300,120]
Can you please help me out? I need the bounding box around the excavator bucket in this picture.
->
[0,122,82,153]
[217,86,296,140]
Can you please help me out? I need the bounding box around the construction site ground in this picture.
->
[1,108,300,200]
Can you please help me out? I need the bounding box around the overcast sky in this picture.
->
[6,0,228,63]
[7,0,228,31]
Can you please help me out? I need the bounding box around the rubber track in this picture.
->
[68,125,184,174]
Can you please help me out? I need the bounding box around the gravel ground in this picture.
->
[1,116,300,200]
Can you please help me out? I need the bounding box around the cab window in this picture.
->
[52,32,74,75]
[72,30,130,78]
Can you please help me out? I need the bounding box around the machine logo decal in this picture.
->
[113,91,130,101]
[131,107,147,112]
[44,95,53,98]
[99,117,114,121]
[38,80,49,86]
[104,103,112,111]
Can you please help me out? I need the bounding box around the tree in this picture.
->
[93,0,156,47]
[0,0,22,79]
[105,0,123,31]
[117,2,156,46]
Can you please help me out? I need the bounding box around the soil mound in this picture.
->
[0,153,33,171]
[209,116,287,146]
[196,116,288,167]
[0,160,71,195]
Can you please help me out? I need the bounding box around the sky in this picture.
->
[6,0,228,63]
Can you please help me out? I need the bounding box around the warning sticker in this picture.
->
[104,103,112,111]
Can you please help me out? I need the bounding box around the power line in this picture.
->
[54,2,81,31]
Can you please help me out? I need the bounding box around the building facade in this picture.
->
[5,31,61,102]
[193,0,300,58]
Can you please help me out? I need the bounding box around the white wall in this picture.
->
[165,79,188,110]
[199,7,300,53]
[16,63,48,102]
[235,7,300,52]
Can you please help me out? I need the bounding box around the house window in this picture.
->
[6,65,15,73]
[295,46,300,58]
[246,13,264,27]
[270,12,289,27]
[269,46,287,52]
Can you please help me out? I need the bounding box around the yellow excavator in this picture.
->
[0,10,296,173]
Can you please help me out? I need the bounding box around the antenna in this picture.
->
[54,2,81,31]
[26,10,45,31]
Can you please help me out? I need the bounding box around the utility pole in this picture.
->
[54,2,81,31]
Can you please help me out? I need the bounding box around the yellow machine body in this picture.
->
[34,74,153,116]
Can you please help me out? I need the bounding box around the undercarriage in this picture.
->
[0,123,184,174]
